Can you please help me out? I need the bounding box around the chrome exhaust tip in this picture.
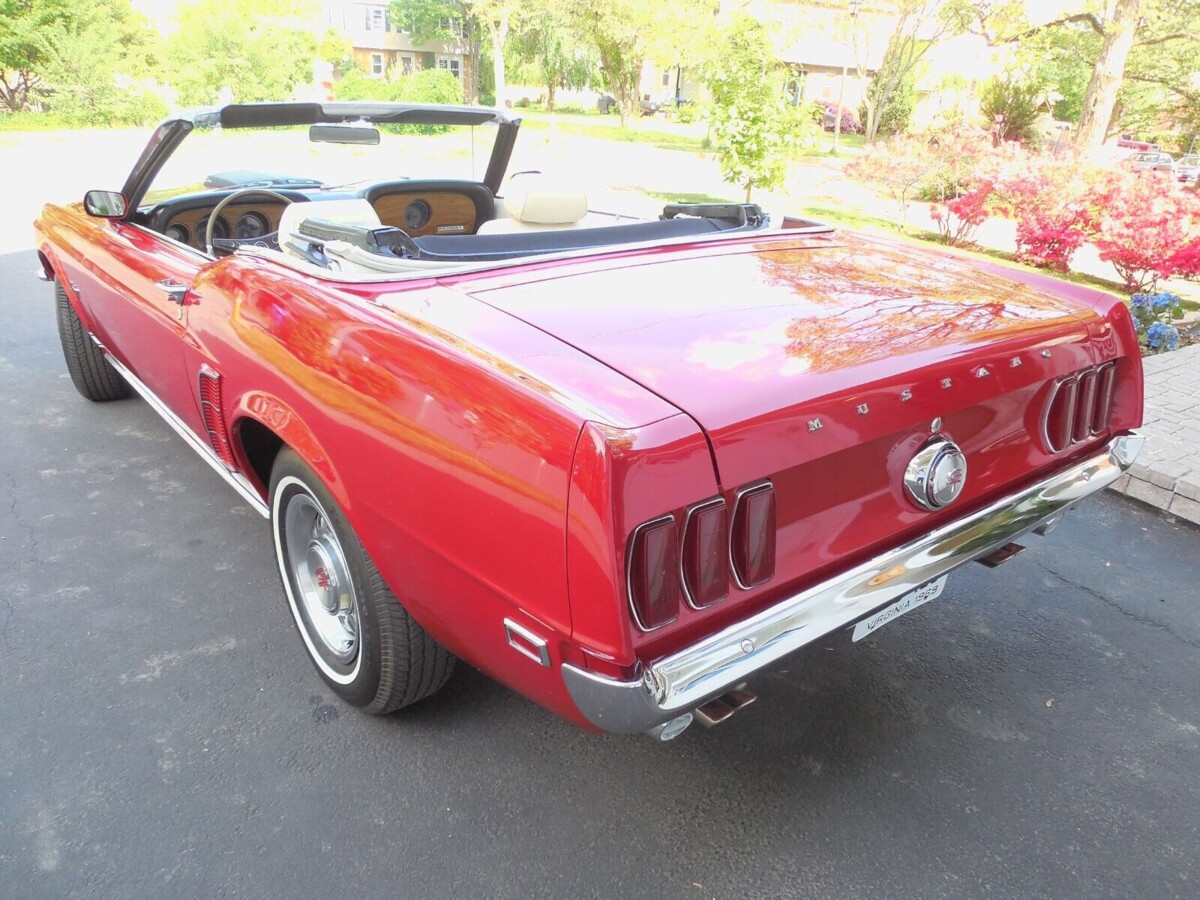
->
[976,542,1026,568]
[694,687,757,728]
[1033,512,1064,536]
[646,712,694,741]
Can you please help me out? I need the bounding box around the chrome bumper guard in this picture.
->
[562,433,1144,735]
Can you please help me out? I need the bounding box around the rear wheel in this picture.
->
[54,280,129,402]
[270,448,455,713]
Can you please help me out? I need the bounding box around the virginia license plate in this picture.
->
[851,576,948,642]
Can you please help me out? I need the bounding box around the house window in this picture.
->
[370,53,385,77]
[436,57,461,79]
[366,7,387,31]
[662,71,670,87]
[400,56,413,76]
[438,17,464,38]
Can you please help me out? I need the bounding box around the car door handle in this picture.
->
[156,278,189,305]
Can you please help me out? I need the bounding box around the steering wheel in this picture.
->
[205,188,296,256]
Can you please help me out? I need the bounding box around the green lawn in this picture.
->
[796,132,867,157]
[518,113,708,153]
[642,190,735,205]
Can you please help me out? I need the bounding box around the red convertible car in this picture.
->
[34,102,1145,740]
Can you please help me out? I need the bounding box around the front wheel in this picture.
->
[270,448,455,713]
[54,280,129,402]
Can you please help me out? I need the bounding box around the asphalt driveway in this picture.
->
[1,249,1197,898]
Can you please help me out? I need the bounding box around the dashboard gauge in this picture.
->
[165,223,190,245]
[235,211,269,240]
[404,199,432,230]
[195,214,229,247]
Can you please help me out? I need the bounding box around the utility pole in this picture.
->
[831,0,861,154]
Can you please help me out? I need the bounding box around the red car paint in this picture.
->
[34,200,1144,731]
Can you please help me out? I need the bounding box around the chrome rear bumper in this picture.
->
[562,433,1143,735]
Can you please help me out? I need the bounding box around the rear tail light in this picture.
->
[730,483,777,589]
[627,482,776,632]
[680,499,729,609]
[1041,361,1116,454]
[626,515,681,631]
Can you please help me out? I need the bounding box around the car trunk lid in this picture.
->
[464,232,1107,651]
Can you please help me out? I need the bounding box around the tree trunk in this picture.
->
[488,11,510,108]
[546,81,556,112]
[1075,0,1140,151]
[464,22,482,105]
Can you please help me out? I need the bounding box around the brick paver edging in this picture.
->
[1108,343,1200,525]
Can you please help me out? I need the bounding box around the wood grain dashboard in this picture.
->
[165,202,289,250]
[372,192,479,237]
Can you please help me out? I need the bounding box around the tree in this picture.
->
[570,0,710,126]
[0,0,156,113]
[861,0,968,142]
[972,1,1200,149]
[506,1,598,111]
[979,75,1041,144]
[1073,0,1139,149]
[390,0,484,104]
[41,3,165,125]
[697,15,796,201]
[167,0,319,106]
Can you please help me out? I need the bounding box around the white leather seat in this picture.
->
[278,199,382,259]
[476,182,589,234]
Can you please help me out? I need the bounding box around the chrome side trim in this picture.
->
[98,344,269,518]
[504,618,551,667]
[562,433,1144,734]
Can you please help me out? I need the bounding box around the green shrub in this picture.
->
[332,68,389,101]
[333,67,463,134]
[674,103,697,124]
[980,76,1042,145]
[556,102,586,115]
[43,81,168,128]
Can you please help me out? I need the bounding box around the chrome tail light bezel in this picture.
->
[1040,361,1117,454]
[625,514,681,632]
[728,482,778,591]
[679,497,730,610]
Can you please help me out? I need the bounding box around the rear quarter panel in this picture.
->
[185,256,679,726]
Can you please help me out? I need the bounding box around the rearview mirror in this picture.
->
[83,190,127,218]
[309,124,381,145]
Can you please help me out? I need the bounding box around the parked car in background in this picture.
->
[1116,135,1156,152]
[1126,151,1175,174]
[596,92,664,116]
[1175,154,1200,184]
[33,101,1146,741]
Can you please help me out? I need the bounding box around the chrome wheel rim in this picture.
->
[283,493,359,665]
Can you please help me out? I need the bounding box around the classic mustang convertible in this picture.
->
[34,102,1145,739]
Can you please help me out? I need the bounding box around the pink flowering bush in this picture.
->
[853,128,1200,289]
[987,155,1112,271]
[1093,171,1200,290]
[930,186,993,246]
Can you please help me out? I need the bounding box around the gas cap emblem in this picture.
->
[904,437,968,511]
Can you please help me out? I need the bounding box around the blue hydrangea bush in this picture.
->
[1130,292,1184,353]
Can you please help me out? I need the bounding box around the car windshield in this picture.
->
[1179,155,1200,166]
[142,121,501,206]
[1132,153,1160,162]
